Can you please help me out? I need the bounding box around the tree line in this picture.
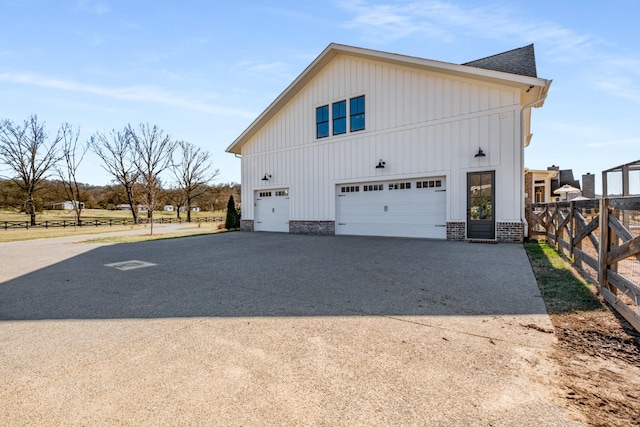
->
[0,114,238,225]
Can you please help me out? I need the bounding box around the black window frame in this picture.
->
[316,105,329,139]
[350,95,365,132]
[332,100,346,135]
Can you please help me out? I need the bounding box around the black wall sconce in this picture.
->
[474,148,486,158]
[376,159,386,169]
[261,173,271,181]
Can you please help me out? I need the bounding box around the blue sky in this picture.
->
[1,0,638,194]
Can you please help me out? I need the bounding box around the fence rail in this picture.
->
[527,197,640,332]
[2,217,224,230]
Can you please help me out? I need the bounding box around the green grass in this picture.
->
[0,225,151,243]
[80,228,223,244]
[525,240,603,314]
[0,208,224,222]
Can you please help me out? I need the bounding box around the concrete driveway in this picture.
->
[0,232,583,426]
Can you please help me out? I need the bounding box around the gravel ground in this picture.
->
[0,232,585,426]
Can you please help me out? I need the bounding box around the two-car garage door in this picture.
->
[336,178,446,239]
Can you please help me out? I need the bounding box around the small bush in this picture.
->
[225,196,240,230]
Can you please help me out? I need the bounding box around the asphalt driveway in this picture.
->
[0,232,584,426]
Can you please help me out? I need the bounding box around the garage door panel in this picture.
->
[336,179,446,239]
[255,190,289,232]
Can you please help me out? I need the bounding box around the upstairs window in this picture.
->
[332,100,346,135]
[316,105,329,138]
[350,95,365,132]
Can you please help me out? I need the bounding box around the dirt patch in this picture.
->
[549,310,640,427]
[526,241,640,426]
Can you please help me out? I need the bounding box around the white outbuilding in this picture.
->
[226,43,551,242]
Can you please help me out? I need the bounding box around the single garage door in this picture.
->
[336,178,446,239]
[255,189,290,232]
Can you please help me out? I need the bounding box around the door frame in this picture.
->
[467,171,496,240]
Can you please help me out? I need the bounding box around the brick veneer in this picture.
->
[496,222,523,243]
[289,220,335,235]
[240,219,254,232]
[446,222,466,241]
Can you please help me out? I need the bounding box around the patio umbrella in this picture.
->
[553,184,581,200]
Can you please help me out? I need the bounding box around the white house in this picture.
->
[226,43,551,242]
[50,200,85,210]
[163,205,175,212]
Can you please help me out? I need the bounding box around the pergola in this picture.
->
[602,159,640,197]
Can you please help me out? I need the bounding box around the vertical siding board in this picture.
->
[480,86,490,111]
[375,63,382,132]
[502,90,515,107]
[427,75,435,121]
[489,113,501,167]
[461,82,470,116]
[490,88,501,109]
[479,116,489,163]
[411,72,419,124]
[452,80,461,117]
[461,118,470,170]
[419,74,427,123]
[417,127,426,172]
[390,67,398,128]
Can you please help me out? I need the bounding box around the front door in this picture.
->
[467,171,495,239]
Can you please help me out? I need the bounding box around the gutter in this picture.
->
[520,80,552,238]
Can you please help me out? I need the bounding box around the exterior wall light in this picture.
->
[376,159,386,169]
[262,174,271,181]
[474,148,486,158]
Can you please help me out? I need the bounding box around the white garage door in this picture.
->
[336,178,446,239]
[254,189,290,232]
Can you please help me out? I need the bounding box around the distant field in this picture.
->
[0,208,227,243]
[0,208,225,222]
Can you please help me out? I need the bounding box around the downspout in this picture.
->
[520,81,551,239]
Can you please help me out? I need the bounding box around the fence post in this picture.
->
[598,198,609,291]
[573,202,583,269]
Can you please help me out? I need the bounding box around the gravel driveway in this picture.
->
[0,231,584,426]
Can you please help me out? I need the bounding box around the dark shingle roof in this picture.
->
[462,44,537,78]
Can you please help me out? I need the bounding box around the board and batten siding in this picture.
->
[241,54,522,223]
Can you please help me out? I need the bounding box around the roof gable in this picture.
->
[463,44,537,78]
[227,43,550,154]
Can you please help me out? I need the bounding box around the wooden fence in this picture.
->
[2,217,224,230]
[527,197,640,332]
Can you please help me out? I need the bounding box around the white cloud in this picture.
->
[0,72,255,118]
[586,138,640,148]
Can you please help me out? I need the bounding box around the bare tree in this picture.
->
[88,128,140,223]
[164,187,186,219]
[128,123,177,233]
[0,115,62,225]
[172,140,219,222]
[56,123,87,223]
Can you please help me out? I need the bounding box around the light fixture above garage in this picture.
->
[262,173,271,181]
[375,159,386,169]
[474,148,486,158]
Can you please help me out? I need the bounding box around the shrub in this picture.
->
[225,195,240,230]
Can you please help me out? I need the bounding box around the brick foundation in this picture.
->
[446,222,466,241]
[497,222,523,243]
[289,220,335,235]
[240,219,254,232]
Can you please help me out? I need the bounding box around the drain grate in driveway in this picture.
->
[104,260,157,271]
